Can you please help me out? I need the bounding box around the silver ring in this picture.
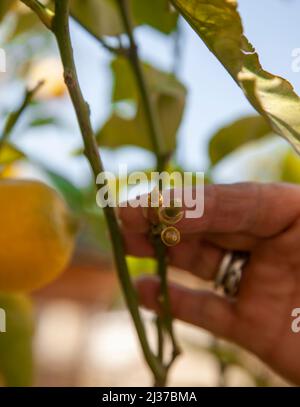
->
[215,251,249,297]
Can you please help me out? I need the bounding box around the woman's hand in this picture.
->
[119,183,300,385]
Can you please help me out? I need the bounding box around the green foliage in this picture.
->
[44,168,84,213]
[70,0,177,36]
[171,0,300,154]
[209,115,272,166]
[97,56,186,154]
[127,256,156,278]
[209,343,239,366]
[131,0,178,34]
[29,116,59,127]
[10,12,42,39]
[0,0,14,22]
[43,168,112,253]
[70,0,123,37]
[280,149,300,184]
[0,293,33,387]
[0,143,25,166]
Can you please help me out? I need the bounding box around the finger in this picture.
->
[118,201,149,234]
[120,183,300,237]
[178,183,300,237]
[136,276,237,339]
[168,239,223,280]
[124,231,256,280]
[123,232,223,280]
[204,233,259,251]
[123,232,154,258]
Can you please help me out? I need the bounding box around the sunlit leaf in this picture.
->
[280,149,300,184]
[29,116,59,127]
[0,0,15,22]
[97,110,151,150]
[0,143,25,166]
[81,208,111,254]
[42,168,84,213]
[97,56,186,153]
[209,115,272,166]
[111,57,185,104]
[127,256,156,279]
[71,0,177,37]
[10,12,42,39]
[131,0,178,34]
[209,343,240,366]
[171,0,300,153]
[70,0,123,37]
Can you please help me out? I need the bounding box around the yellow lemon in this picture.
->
[0,179,77,292]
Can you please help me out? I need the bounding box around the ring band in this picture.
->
[215,251,249,297]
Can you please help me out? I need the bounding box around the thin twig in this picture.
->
[70,14,127,56]
[49,0,166,385]
[172,19,183,76]
[155,233,181,361]
[0,81,44,152]
[116,0,168,172]
[116,0,180,372]
[155,316,164,363]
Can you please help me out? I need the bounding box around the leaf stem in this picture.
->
[0,81,43,152]
[116,0,168,172]
[70,14,127,56]
[116,0,180,371]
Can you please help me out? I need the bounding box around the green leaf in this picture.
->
[280,149,300,184]
[97,57,186,153]
[29,117,59,127]
[97,110,151,150]
[127,256,156,279]
[171,0,300,154]
[131,0,178,34]
[70,0,123,37]
[111,57,138,103]
[111,57,186,104]
[70,0,177,37]
[10,12,42,39]
[209,343,240,366]
[0,143,25,166]
[0,0,14,22]
[0,294,33,387]
[209,115,272,166]
[43,168,84,213]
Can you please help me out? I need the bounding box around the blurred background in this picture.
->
[0,0,299,387]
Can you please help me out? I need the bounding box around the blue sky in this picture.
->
[4,0,300,185]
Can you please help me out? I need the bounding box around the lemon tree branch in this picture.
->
[49,0,166,384]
